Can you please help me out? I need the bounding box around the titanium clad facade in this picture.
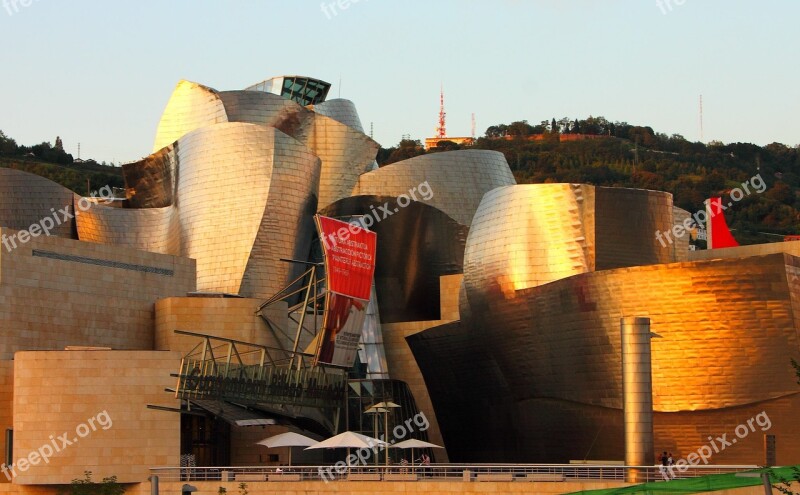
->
[311,99,365,133]
[594,186,676,269]
[123,145,178,209]
[76,205,179,255]
[463,185,677,310]
[413,249,800,463]
[302,114,379,210]
[173,123,318,296]
[672,206,692,261]
[407,320,519,462]
[219,90,313,132]
[217,91,378,210]
[79,123,322,299]
[85,77,380,299]
[464,184,596,300]
[153,80,227,152]
[152,78,379,213]
[475,254,800,409]
[354,150,516,227]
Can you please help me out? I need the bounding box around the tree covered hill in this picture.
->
[0,130,124,194]
[379,117,800,245]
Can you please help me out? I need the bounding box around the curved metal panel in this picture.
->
[594,186,676,269]
[464,184,595,309]
[219,90,314,137]
[218,89,377,213]
[153,80,228,152]
[355,150,515,227]
[238,131,321,299]
[411,254,800,462]
[407,321,519,462]
[123,145,177,208]
[304,115,379,211]
[672,206,692,261]
[76,204,179,255]
[463,184,677,308]
[470,253,800,409]
[310,99,364,133]
[175,122,319,297]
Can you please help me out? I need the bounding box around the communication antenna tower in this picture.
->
[471,113,476,139]
[435,85,446,138]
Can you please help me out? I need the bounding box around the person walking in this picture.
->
[666,452,676,480]
[658,451,670,481]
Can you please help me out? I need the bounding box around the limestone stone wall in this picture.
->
[12,350,181,485]
[0,227,196,359]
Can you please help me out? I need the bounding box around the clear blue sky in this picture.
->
[0,0,798,163]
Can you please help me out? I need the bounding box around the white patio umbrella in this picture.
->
[256,431,318,466]
[305,431,387,466]
[391,439,443,472]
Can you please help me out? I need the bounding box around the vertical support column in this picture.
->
[621,317,654,483]
[148,475,159,495]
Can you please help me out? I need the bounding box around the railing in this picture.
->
[149,463,759,483]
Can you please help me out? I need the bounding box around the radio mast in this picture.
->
[435,85,446,138]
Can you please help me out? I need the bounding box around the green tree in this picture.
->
[775,466,800,495]
[59,471,125,495]
[485,124,508,138]
[383,139,425,165]
[0,130,18,155]
[431,140,460,152]
[507,120,536,137]
[767,182,795,205]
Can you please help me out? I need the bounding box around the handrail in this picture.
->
[148,463,760,483]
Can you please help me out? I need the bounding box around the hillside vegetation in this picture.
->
[4,124,799,246]
[379,117,800,245]
[0,130,124,194]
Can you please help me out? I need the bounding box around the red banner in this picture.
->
[316,293,367,367]
[315,216,377,367]
[316,215,377,301]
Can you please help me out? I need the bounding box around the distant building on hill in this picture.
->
[424,136,474,150]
